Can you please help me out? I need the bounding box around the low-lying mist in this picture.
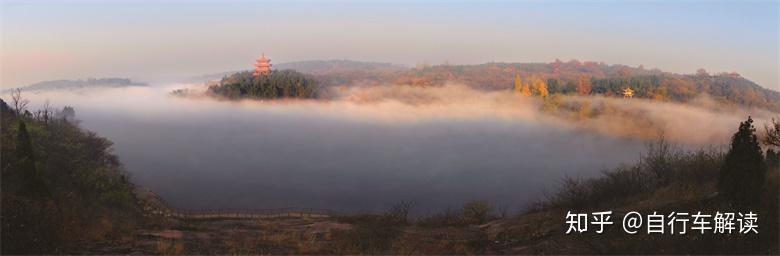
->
[5,84,773,213]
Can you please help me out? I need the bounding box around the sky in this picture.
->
[1,0,778,90]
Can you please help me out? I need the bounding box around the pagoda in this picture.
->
[622,87,634,98]
[253,53,272,77]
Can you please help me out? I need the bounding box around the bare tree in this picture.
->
[496,204,510,219]
[765,118,780,147]
[386,200,416,224]
[11,89,29,116]
[36,100,53,123]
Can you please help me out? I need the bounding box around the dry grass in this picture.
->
[155,239,185,255]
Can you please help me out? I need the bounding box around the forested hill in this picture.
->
[188,60,404,83]
[207,70,318,99]
[275,60,404,74]
[309,60,779,111]
[193,59,778,110]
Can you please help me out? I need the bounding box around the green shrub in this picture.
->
[462,200,493,225]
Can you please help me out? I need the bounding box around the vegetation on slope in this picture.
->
[0,95,141,254]
[208,70,318,99]
[274,59,403,75]
[304,60,779,111]
[505,117,779,254]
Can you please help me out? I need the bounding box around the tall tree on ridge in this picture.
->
[16,121,49,199]
[719,116,766,207]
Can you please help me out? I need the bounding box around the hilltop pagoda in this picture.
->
[253,53,272,77]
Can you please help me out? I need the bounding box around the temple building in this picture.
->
[622,87,634,98]
[253,53,272,77]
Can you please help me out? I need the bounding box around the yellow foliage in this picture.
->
[513,74,523,94]
[514,74,532,96]
[522,83,531,96]
[532,76,548,97]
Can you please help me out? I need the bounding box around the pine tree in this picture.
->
[766,148,779,169]
[718,116,766,206]
[16,121,49,199]
[764,118,780,147]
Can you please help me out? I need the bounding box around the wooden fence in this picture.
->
[164,207,342,220]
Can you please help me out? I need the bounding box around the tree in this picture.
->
[696,68,710,77]
[11,89,29,116]
[513,74,523,94]
[764,118,780,147]
[463,200,493,224]
[521,81,531,96]
[60,106,76,122]
[15,121,49,199]
[576,75,592,95]
[766,148,779,169]
[532,76,549,98]
[210,70,317,100]
[719,116,766,206]
[618,66,631,77]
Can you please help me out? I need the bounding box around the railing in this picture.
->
[147,192,344,220]
[163,207,343,220]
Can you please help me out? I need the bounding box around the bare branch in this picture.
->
[10,89,29,116]
[764,118,780,147]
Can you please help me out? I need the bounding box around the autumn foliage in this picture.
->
[307,60,779,111]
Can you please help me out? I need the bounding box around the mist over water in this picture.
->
[11,84,758,213]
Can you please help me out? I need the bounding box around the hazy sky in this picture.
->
[2,0,778,90]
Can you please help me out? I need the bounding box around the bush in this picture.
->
[416,208,464,227]
[385,201,415,225]
[536,136,724,211]
[462,200,493,225]
[331,214,402,254]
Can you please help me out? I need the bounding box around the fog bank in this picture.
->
[4,84,771,212]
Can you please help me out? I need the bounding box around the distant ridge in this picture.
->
[390,61,780,111]
[274,59,405,74]
[189,59,405,82]
[193,59,779,111]
[6,78,146,92]
[297,60,779,112]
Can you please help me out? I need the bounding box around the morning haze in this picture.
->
[2,1,779,254]
[2,0,778,90]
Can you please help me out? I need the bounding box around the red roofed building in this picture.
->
[253,53,272,77]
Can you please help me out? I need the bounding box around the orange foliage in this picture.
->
[576,75,592,95]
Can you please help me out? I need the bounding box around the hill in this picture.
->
[207,70,318,99]
[275,59,404,75]
[6,78,146,92]
[188,60,404,84]
[309,60,780,111]
[185,59,779,110]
